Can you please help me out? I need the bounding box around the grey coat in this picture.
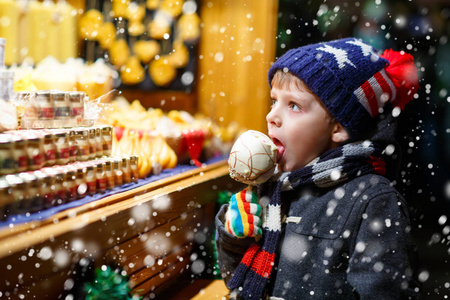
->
[215,174,421,300]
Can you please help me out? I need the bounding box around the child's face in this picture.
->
[267,76,337,172]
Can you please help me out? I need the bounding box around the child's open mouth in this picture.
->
[271,138,285,162]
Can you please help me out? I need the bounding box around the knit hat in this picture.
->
[268,38,419,140]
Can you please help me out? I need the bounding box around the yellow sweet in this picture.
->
[76,60,114,101]
[109,39,130,68]
[146,0,159,10]
[130,99,146,112]
[138,149,151,178]
[0,0,20,65]
[166,145,178,169]
[45,0,59,59]
[149,58,176,87]
[155,134,177,169]
[120,56,145,85]
[138,132,152,177]
[78,9,103,40]
[56,0,77,61]
[167,110,184,123]
[177,12,201,41]
[122,68,143,87]
[27,0,59,63]
[166,40,189,68]
[14,73,38,92]
[115,128,129,155]
[112,128,119,155]
[133,40,160,64]
[127,2,146,21]
[160,0,184,17]
[147,107,164,120]
[149,135,163,167]
[148,12,171,39]
[112,0,130,19]
[128,21,146,36]
[114,128,180,178]
[98,22,116,49]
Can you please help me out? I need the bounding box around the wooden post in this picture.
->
[197,0,279,134]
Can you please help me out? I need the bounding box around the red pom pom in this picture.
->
[380,49,419,109]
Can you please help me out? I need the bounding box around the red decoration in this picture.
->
[113,126,124,141]
[182,129,205,167]
[380,49,420,109]
[368,156,386,176]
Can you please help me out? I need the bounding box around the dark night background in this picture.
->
[276,0,450,298]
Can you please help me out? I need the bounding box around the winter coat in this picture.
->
[215,173,421,300]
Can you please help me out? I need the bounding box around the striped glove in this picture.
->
[225,187,262,238]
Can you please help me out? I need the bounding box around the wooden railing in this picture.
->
[0,160,242,298]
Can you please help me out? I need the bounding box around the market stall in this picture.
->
[0,159,241,298]
[0,0,278,298]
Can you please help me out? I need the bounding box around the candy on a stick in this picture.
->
[228,130,278,185]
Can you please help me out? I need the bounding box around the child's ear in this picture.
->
[331,123,349,143]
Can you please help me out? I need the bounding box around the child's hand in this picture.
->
[225,187,262,238]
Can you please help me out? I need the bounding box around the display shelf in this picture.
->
[0,159,241,299]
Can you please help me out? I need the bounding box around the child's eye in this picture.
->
[289,102,301,111]
[270,99,277,108]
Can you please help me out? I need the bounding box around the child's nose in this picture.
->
[266,108,281,127]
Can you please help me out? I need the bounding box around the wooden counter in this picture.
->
[0,160,241,299]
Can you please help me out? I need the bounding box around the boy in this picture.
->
[215,38,421,300]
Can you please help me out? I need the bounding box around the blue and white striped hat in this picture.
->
[268,38,419,139]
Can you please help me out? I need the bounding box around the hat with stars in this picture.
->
[268,37,419,140]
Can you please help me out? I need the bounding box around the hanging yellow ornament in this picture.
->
[148,11,172,39]
[148,57,176,87]
[177,12,201,41]
[127,2,146,21]
[98,22,116,49]
[166,39,189,68]
[133,40,160,64]
[160,0,184,17]
[78,9,103,40]
[146,0,159,10]
[112,0,130,19]
[109,39,130,68]
[128,21,146,37]
[120,56,146,85]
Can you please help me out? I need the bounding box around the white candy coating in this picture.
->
[228,130,278,185]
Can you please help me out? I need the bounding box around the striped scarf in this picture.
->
[227,141,386,300]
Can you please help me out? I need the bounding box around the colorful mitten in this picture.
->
[225,187,262,238]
